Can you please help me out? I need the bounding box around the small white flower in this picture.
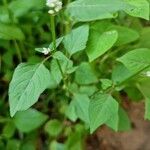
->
[48,10,55,15]
[46,0,62,15]
[42,48,51,55]
[146,71,150,77]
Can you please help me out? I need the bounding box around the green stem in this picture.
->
[14,40,22,62]
[50,15,56,51]
[50,15,67,85]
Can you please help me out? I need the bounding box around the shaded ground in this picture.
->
[86,101,150,150]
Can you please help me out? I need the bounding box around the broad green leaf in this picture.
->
[89,93,119,133]
[75,62,98,85]
[67,0,149,22]
[44,119,63,137]
[86,30,118,62]
[14,108,48,133]
[9,0,45,18]
[124,0,149,20]
[73,94,90,123]
[117,48,150,74]
[109,25,139,46]
[0,23,24,40]
[9,63,51,117]
[67,0,126,22]
[91,21,139,46]
[112,63,133,84]
[63,25,89,56]
[106,107,131,131]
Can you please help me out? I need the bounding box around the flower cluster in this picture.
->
[46,0,62,15]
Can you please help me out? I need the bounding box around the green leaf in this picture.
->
[138,78,150,120]
[117,107,131,131]
[86,30,118,62]
[89,93,119,133]
[6,140,20,150]
[124,0,149,20]
[106,107,131,131]
[67,0,149,22]
[73,94,90,123]
[2,121,16,139]
[139,27,150,48]
[117,48,150,74]
[51,51,76,85]
[112,63,133,85]
[49,141,65,150]
[75,62,98,85]
[67,0,125,22]
[9,63,51,117]
[91,21,139,46]
[66,100,78,122]
[14,108,48,133]
[9,0,45,18]
[63,25,89,56]
[109,25,139,46]
[44,119,63,137]
[0,23,24,40]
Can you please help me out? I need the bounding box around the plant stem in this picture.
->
[49,14,72,95]
[50,15,56,51]
[14,40,22,62]
[50,15,67,85]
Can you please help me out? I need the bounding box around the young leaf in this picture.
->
[9,63,51,117]
[14,108,48,133]
[75,62,98,85]
[117,48,150,74]
[35,37,63,54]
[0,23,24,40]
[89,93,119,133]
[63,25,89,56]
[86,30,118,62]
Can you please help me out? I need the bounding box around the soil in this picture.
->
[86,101,150,150]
